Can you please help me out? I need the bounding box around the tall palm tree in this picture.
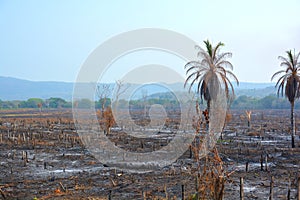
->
[184,40,239,112]
[271,49,300,148]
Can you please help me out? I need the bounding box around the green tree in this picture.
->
[19,98,43,108]
[271,49,300,148]
[184,40,239,112]
[47,97,67,108]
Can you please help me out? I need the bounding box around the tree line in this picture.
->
[0,97,71,109]
[232,95,300,109]
[0,94,299,110]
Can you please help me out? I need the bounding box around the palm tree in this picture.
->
[271,49,300,148]
[184,40,239,113]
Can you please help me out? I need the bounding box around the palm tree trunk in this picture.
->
[207,99,211,114]
[291,101,296,148]
[206,99,211,131]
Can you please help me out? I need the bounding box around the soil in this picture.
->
[0,108,300,199]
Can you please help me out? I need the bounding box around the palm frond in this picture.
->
[198,74,208,99]
[186,67,208,78]
[215,52,232,64]
[295,51,300,65]
[271,70,286,81]
[278,55,290,63]
[189,72,204,93]
[184,71,198,85]
[280,61,292,69]
[212,42,224,60]
[224,75,236,96]
[198,51,212,65]
[204,40,213,57]
[277,80,285,97]
[275,74,288,88]
[184,71,201,91]
[225,70,239,85]
[216,66,227,76]
[216,60,234,71]
[286,50,294,65]
[219,74,229,97]
[185,66,199,74]
[184,61,201,69]
[195,45,204,52]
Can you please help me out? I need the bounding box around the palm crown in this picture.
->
[271,50,300,103]
[184,40,239,110]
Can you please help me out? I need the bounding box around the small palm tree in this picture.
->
[184,40,239,112]
[271,49,300,148]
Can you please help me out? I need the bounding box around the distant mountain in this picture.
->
[235,86,277,98]
[0,76,74,100]
[0,76,276,101]
[232,82,275,89]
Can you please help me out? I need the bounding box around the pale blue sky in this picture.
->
[1,0,300,83]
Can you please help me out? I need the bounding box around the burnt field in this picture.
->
[0,109,300,199]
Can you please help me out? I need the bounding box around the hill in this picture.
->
[0,76,73,100]
[0,76,276,101]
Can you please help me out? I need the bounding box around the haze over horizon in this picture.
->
[1,1,300,83]
[0,75,276,101]
[1,75,276,85]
